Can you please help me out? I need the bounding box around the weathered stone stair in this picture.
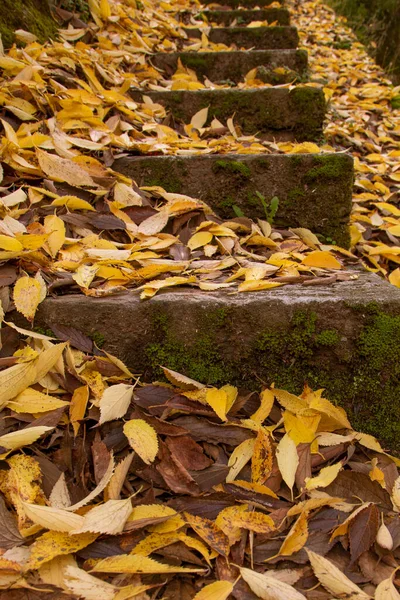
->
[31,0,400,447]
[180,8,291,26]
[182,25,299,49]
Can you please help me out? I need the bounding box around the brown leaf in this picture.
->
[0,495,24,549]
[325,471,393,510]
[348,504,379,562]
[166,436,212,471]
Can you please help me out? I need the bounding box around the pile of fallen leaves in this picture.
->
[0,331,399,599]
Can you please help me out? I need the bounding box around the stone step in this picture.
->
[182,8,291,26]
[114,153,353,247]
[32,270,400,449]
[130,87,325,141]
[151,49,307,83]
[182,26,299,49]
[201,0,284,8]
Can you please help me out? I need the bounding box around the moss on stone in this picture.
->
[0,0,58,48]
[138,159,186,193]
[213,160,251,178]
[305,155,351,181]
[144,304,400,450]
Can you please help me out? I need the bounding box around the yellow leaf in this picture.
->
[230,480,278,499]
[162,367,204,390]
[51,195,95,212]
[306,550,370,599]
[114,584,156,600]
[70,385,89,436]
[21,502,84,533]
[309,394,351,431]
[251,388,275,424]
[0,426,53,451]
[26,531,98,570]
[13,276,42,321]
[43,215,65,257]
[0,235,23,252]
[99,384,133,425]
[137,210,169,235]
[302,251,342,270]
[63,565,116,600]
[49,474,71,509]
[67,455,115,511]
[92,553,205,574]
[276,434,299,499]
[274,389,309,414]
[185,512,230,557]
[123,419,158,464]
[192,580,233,600]
[226,438,256,482]
[36,149,96,187]
[205,387,228,421]
[389,268,400,288]
[72,498,133,535]
[229,507,275,533]
[105,454,134,501]
[126,504,177,528]
[7,388,69,414]
[39,555,77,591]
[240,567,306,600]
[252,428,273,485]
[0,361,37,408]
[375,573,400,600]
[188,231,213,250]
[279,512,309,556]
[305,462,342,491]
[215,505,246,546]
[190,107,209,130]
[99,0,111,19]
[392,476,400,511]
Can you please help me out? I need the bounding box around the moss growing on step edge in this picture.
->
[139,160,187,193]
[212,160,251,178]
[305,154,352,181]
[0,0,58,48]
[143,305,400,451]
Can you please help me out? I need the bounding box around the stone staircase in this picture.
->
[34,0,400,446]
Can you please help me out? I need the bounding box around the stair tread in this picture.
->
[182,25,299,49]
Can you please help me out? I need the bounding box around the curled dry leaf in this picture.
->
[240,567,307,600]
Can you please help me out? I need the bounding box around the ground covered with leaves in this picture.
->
[0,333,400,599]
[0,0,400,598]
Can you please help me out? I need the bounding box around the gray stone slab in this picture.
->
[151,49,308,83]
[130,87,325,141]
[30,270,400,449]
[201,0,284,7]
[182,26,299,49]
[184,8,291,26]
[114,153,353,247]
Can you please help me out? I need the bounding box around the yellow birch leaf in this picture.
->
[26,531,98,570]
[184,512,230,557]
[105,454,134,501]
[0,361,38,407]
[162,367,205,390]
[43,215,65,257]
[240,567,306,600]
[39,555,77,590]
[309,395,351,431]
[215,505,246,546]
[190,107,209,130]
[389,268,400,288]
[278,512,309,556]
[192,580,234,600]
[21,502,84,533]
[276,434,299,499]
[99,384,133,425]
[0,426,53,451]
[7,388,69,414]
[63,565,116,600]
[13,276,42,321]
[36,149,96,187]
[221,384,238,413]
[51,195,95,212]
[126,504,177,529]
[301,251,342,270]
[205,387,228,421]
[114,584,156,600]
[230,480,278,499]
[226,438,255,482]
[391,476,400,511]
[34,343,67,382]
[70,385,89,436]
[123,419,158,465]
[92,553,205,574]
[252,428,273,485]
[305,462,343,491]
[230,508,275,534]
[130,532,180,556]
[251,388,275,424]
[99,0,111,19]
[375,573,400,600]
[188,231,213,250]
[72,498,133,535]
[0,235,23,252]
[306,550,370,599]
[274,389,309,414]
[49,474,71,509]
[137,210,169,235]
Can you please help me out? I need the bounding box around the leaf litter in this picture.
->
[0,0,399,597]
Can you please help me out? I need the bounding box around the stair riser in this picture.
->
[183,26,299,49]
[131,87,325,141]
[201,0,285,8]
[152,49,308,83]
[184,8,291,26]
[30,272,400,450]
[114,153,353,247]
